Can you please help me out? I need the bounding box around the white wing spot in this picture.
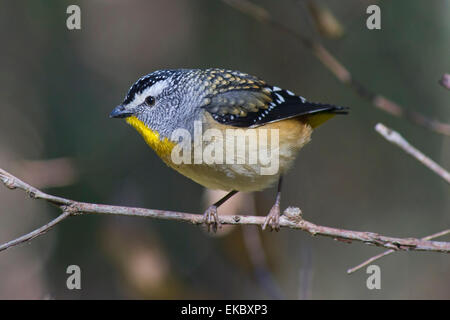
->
[286,90,295,96]
[275,93,285,102]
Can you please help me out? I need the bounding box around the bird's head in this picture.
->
[110,69,206,140]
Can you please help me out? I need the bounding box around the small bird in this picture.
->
[110,68,347,231]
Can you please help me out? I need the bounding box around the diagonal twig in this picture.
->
[347,123,450,273]
[375,123,450,184]
[222,0,450,136]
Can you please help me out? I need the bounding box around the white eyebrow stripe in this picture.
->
[125,79,170,108]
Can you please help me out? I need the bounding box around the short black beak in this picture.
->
[109,105,133,118]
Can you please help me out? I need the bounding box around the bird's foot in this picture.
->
[203,205,221,233]
[262,203,281,231]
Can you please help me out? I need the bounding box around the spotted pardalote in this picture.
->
[110,68,348,231]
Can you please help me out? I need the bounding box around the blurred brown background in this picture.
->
[0,0,449,299]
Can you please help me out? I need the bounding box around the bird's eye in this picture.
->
[145,96,155,106]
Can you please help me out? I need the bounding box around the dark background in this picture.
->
[0,0,449,299]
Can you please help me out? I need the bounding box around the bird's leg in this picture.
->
[203,190,238,232]
[263,176,283,231]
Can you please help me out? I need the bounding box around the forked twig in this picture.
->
[1,167,449,255]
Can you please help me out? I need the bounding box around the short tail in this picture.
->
[301,101,349,128]
[303,101,349,114]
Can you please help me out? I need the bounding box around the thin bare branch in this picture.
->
[1,167,450,255]
[347,229,450,274]
[375,123,450,184]
[222,0,450,136]
[0,211,71,252]
[347,124,450,273]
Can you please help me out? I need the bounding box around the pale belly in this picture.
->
[162,118,313,192]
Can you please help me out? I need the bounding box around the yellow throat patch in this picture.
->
[125,116,175,159]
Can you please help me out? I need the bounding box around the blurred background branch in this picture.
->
[306,0,344,39]
[222,0,450,136]
[440,74,450,90]
[11,157,77,189]
[1,0,449,299]
[242,226,284,299]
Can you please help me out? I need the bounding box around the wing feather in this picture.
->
[203,81,348,128]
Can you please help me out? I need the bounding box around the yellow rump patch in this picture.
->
[125,116,175,158]
[303,113,336,129]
